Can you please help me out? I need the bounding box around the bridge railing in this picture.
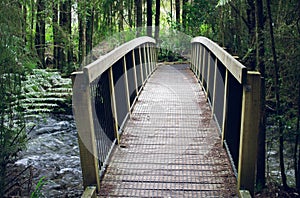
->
[72,36,157,191]
[191,37,261,195]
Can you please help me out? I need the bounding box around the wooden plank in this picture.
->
[72,72,100,191]
[237,71,261,196]
[191,37,246,84]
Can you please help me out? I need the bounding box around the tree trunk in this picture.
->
[146,0,153,37]
[255,0,266,190]
[78,0,86,66]
[182,0,188,30]
[35,0,46,68]
[66,0,73,73]
[154,0,160,41]
[30,0,35,50]
[119,0,124,32]
[128,0,133,28]
[175,0,180,26]
[266,0,288,189]
[170,0,172,23]
[59,0,68,72]
[86,7,94,57]
[52,0,59,69]
[246,0,256,70]
[22,1,27,45]
[136,0,142,36]
[296,81,300,191]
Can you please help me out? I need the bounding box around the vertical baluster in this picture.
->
[139,46,144,85]
[132,50,138,96]
[221,69,229,144]
[123,56,131,115]
[143,44,148,79]
[191,44,194,72]
[146,43,151,74]
[206,51,211,100]
[198,45,202,81]
[201,47,206,86]
[108,67,120,143]
[212,58,218,118]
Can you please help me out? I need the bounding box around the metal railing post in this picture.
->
[201,47,206,86]
[146,43,151,74]
[139,47,144,85]
[132,50,138,96]
[108,67,120,144]
[191,44,194,71]
[123,56,131,115]
[194,44,197,72]
[237,71,261,196]
[206,51,211,99]
[198,45,202,80]
[212,58,218,118]
[221,69,229,144]
[143,45,149,79]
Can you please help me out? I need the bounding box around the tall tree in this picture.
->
[182,0,188,30]
[266,0,288,189]
[296,80,300,191]
[78,0,86,65]
[136,0,142,36]
[255,0,266,190]
[147,0,153,37]
[35,0,46,67]
[86,6,94,57]
[52,0,59,69]
[118,0,124,31]
[155,0,160,40]
[127,0,134,28]
[175,0,180,26]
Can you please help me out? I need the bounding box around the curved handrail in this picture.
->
[72,36,157,191]
[84,36,156,83]
[191,36,246,84]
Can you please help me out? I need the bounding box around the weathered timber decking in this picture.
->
[99,64,237,197]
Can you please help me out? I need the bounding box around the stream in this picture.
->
[14,114,83,197]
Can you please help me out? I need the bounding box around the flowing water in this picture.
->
[14,114,83,197]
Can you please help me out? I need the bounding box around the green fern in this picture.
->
[21,69,72,118]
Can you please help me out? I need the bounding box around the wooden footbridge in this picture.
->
[72,37,261,197]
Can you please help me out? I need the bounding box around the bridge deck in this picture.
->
[99,64,237,197]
